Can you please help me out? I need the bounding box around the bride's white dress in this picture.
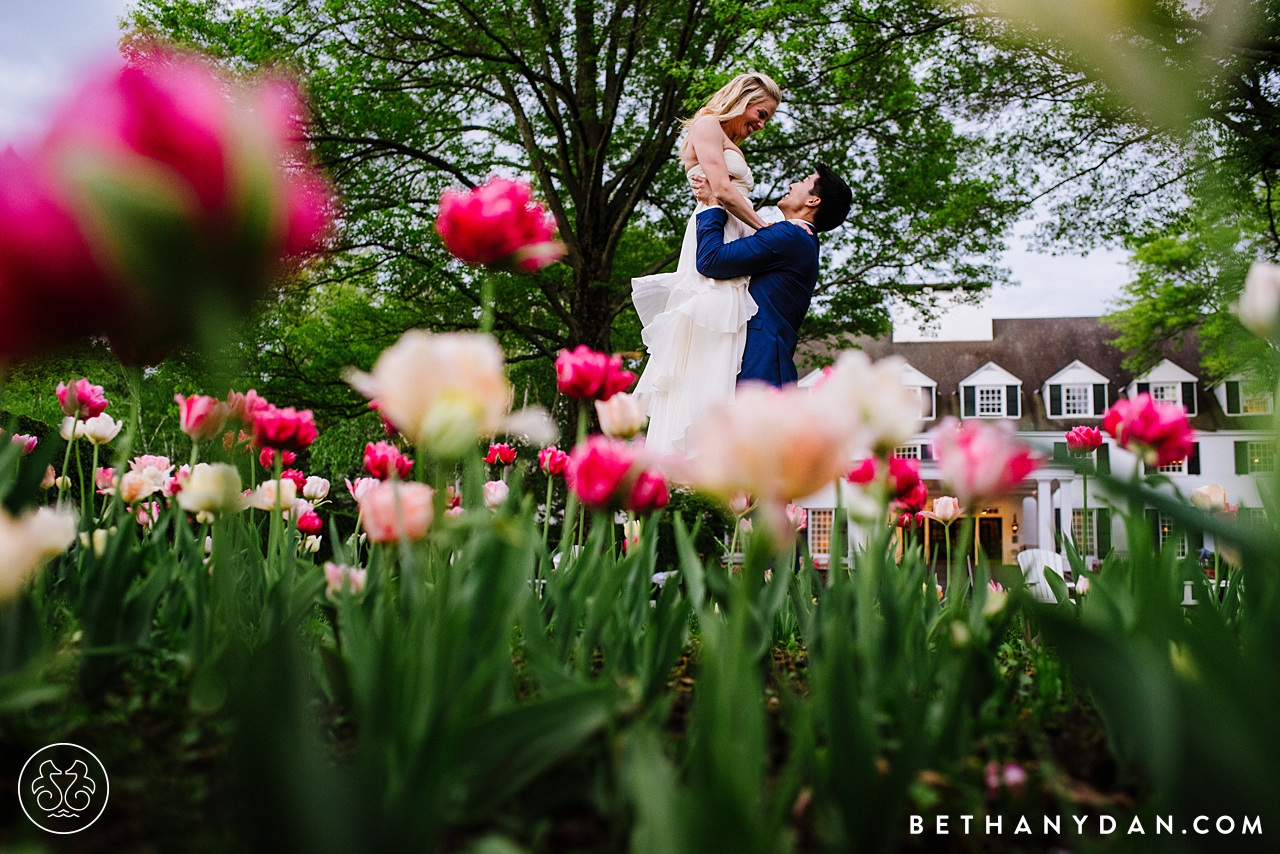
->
[632,150,760,456]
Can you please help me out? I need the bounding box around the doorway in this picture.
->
[976,517,1003,566]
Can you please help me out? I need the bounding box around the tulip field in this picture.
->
[2,35,1280,854]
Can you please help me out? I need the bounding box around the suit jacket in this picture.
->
[694,208,820,386]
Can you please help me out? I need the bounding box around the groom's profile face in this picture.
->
[780,173,820,212]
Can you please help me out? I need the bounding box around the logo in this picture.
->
[18,743,109,834]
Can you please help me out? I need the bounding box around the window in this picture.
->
[1150,383,1179,404]
[1244,393,1272,414]
[893,445,920,459]
[1156,460,1185,475]
[910,385,936,420]
[808,509,834,556]
[1248,508,1268,528]
[1071,509,1095,556]
[1248,440,1275,473]
[1063,385,1091,416]
[978,386,1004,416]
[1158,512,1188,558]
[1223,380,1272,415]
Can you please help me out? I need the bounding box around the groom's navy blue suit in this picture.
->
[694,208,820,386]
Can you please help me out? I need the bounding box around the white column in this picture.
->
[1058,477,1075,554]
[1037,479,1053,552]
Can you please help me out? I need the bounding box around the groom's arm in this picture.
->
[694,208,784,280]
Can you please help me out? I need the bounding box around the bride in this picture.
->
[632,72,781,456]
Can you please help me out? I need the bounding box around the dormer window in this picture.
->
[959,362,1022,419]
[1219,378,1274,416]
[1045,361,1109,419]
[1130,359,1198,415]
[900,363,938,421]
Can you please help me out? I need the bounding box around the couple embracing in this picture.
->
[632,72,852,456]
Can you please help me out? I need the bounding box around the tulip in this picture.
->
[345,477,379,502]
[135,501,161,527]
[595,392,647,438]
[175,393,229,443]
[80,528,113,558]
[95,467,117,494]
[435,176,565,272]
[358,481,435,543]
[0,506,76,599]
[554,345,636,401]
[921,496,963,524]
[785,504,808,532]
[896,513,916,529]
[846,458,877,485]
[627,469,669,514]
[347,330,511,455]
[483,480,510,510]
[893,479,928,514]
[253,405,318,452]
[566,436,639,511]
[983,581,1008,617]
[281,468,308,493]
[59,418,80,442]
[1190,484,1227,513]
[538,446,570,476]
[729,493,752,516]
[932,417,1041,508]
[1001,763,1027,793]
[324,562,367,599]
[886,457,921,498]
[176,463,244,517]
[1236,261,1280,341]
[10,434,37,455]
[249,479,298,511]
[80,413,122,445]
[364,441,413,480]
[41,465,57,489]
[227,389,270,424]
[302,534,322,554]
[56,379,109,420]
[302,476,330,501]
[258,447,297,469]
[484,443,517,466]
[1064,425,1104,455]
[164,464,191,497]
[1076,575,1092,595]
[119,470,161,504]
[297,511,323,535]
[623,519,642,553]
[1102,394,1194,467]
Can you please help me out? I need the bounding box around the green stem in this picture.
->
[90,443,100,522]
[58,430,76,509]
[480,272,496,334]
[542,475,555,545]
[76,438,88,514]
[1081,471,1089,558]
[831,478,846,585]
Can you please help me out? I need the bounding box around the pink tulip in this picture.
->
[296,511,323,535]
[785,504,808,532]
[0,151,119,362]
[95,467,117,494]
[259,447,297,469]
[554,345,636,401]
[363,441,413,480]
[358,480,435,543]
[227,389,271,424]
[281,468,308,493]
[175,393,229,443]
[57,379,109,420]
[896,512,917,529]
[435,176,564,272]
[846,458,877,485]
[484,443,517,465]
[324,562,367,598]
[281,171,333,257]
[10,434,37,455]
[887,457,921,498]
[1064,425,1104,455]
[483,480,510,510]
[1102,394,1194,467]
[345,476,379,502]
[252,405,318,452]
[1001,763,1027,793]
[538,446,570,476]
[627,469,669,514]
[921,496,963,524]
[164,464,191,497]
[932,417,1042,508]
[565,436,638,511]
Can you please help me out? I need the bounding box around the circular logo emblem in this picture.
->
[17,743,109,834]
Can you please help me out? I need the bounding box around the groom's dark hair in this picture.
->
[811,163,852,233]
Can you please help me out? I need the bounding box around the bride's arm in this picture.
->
[687,116,768,231]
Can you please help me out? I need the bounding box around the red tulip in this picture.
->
[436,177,564,273]
[566,436,638,511]
[484,443,517,465]
[296,511,323,536]
[627,469,669,514]
[886,457,921,499]
[1064,425,1104,455]
[175,393,229,443]
[554,345,636,400]
[281,468,308,492]
[252,405,318,452]
[1102,394,1194,467]
[893,479,929,514]
[363,441,413,480]
[933,417,1041,508]
[846,458,877,485]
[538,446,570,476]
[57,379,109,419]
[259,447,297,469]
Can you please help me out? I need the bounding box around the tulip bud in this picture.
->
[595,392,647,438]
[10,434,37,455]
[482,480,510,510]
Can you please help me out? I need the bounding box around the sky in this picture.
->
[0,0,1135,319]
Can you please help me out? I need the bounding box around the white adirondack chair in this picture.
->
[1017,548,1075,603]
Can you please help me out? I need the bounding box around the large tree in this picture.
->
[126,0,1022,372]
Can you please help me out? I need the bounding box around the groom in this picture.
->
[691,164,852,386]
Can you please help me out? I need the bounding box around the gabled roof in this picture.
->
[958,361,1021,387]
[1044,359,1109,386]
[1130,357,1197,384]
[902,363,936,387]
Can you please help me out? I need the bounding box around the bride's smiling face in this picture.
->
[722,97,778,142]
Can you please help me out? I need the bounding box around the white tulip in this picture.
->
[595,392,648,438]
[1,507,76,600]
[302,476,330,500]
[177,463,244,517]
[80,413,122,445]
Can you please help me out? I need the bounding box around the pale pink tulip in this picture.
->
[358,480,435,543]
[483,480,510,509]
[10,434,37,455]
[932,417,1041,508]
[595,392,647,438]
[323,562,367,599]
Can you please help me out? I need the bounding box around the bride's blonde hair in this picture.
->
[680,72,782,135]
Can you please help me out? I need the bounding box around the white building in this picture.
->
[794,312,1274,569]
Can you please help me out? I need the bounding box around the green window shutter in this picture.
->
[1235,441,1249,475]
[1145,508,1160,549]
[1095,508,1111,558]
[1053,442,1069,462]
[920,443,933,461]
[1048,384,1062,416]
[1189,525,1204,555]
[1006,385,1020,418]
[1182,382,1197,415]
[1096,443,1111,474]
[1137,382,1150,396]
[963,385,976,417]
[1187,442,1201,475]
[1226,381,1241,415]
[1093,383,1107,415]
